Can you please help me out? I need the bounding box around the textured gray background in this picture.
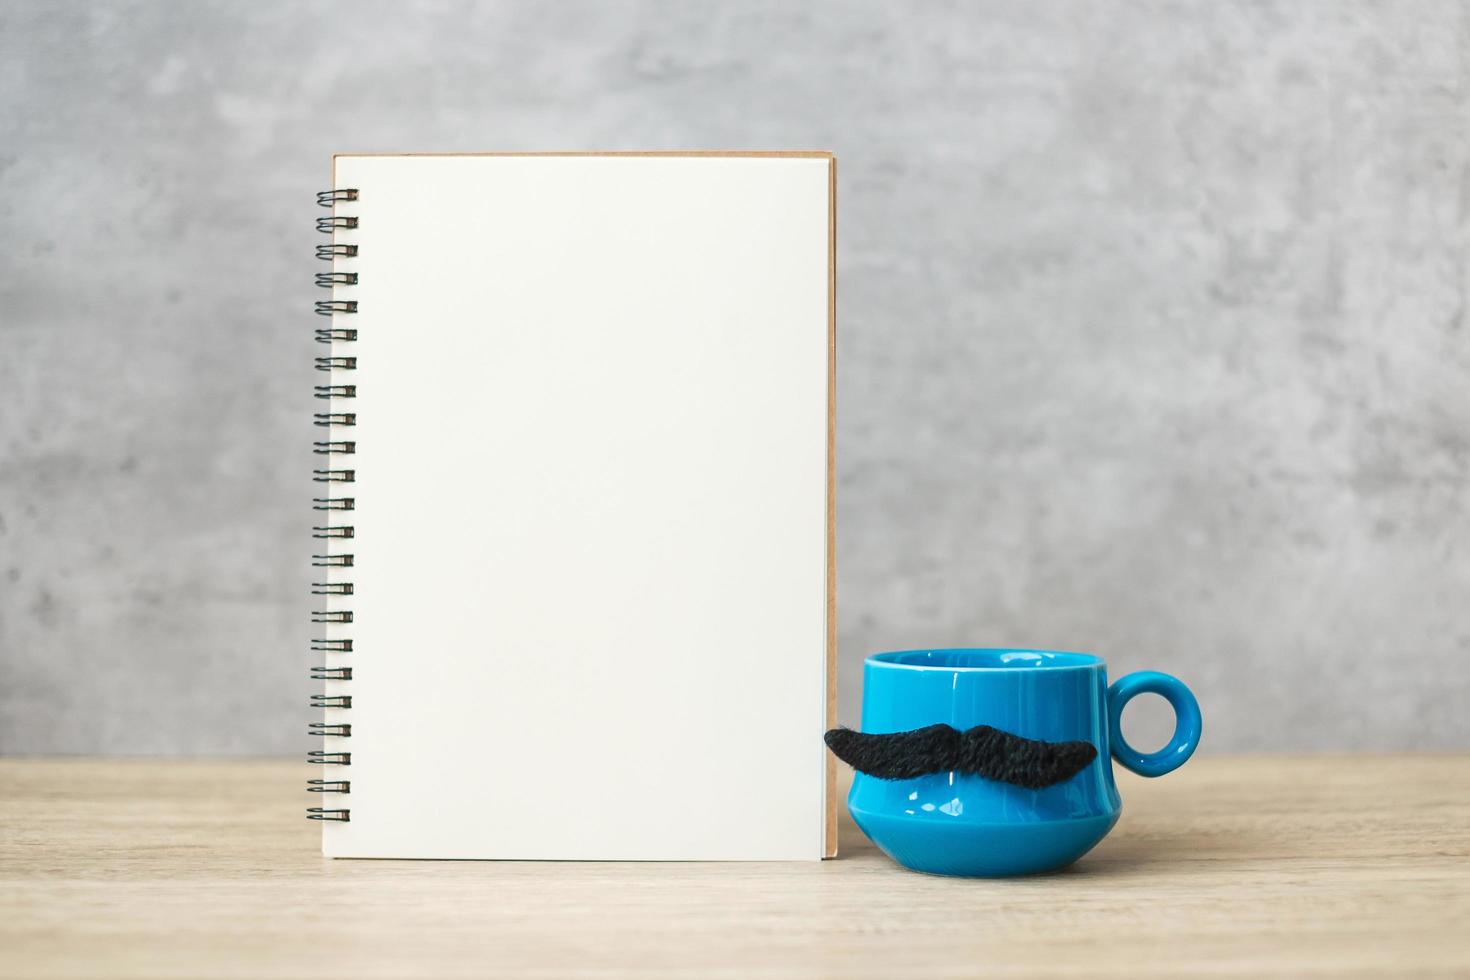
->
[2,1,1467,755]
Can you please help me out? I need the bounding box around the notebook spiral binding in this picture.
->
[309,780,351,793]
[310,188,359,823]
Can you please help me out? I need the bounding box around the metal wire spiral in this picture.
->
[307,808,351,822]
[310,188,359,820]
[308,780,351,793]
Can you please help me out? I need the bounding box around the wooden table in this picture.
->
[1,756,1466,978]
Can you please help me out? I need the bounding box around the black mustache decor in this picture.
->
[824,724,1098,790]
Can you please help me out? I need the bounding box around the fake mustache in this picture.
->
[824,724,1098,790]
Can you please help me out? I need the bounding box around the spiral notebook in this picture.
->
[310,152,836,859]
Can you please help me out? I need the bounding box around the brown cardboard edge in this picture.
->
[824,156,838,859]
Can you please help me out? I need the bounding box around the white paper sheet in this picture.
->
[315,154,833,859]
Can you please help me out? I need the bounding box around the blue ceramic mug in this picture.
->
[847,648,1201,877]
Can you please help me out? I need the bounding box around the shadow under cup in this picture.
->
[847,649,1201,877]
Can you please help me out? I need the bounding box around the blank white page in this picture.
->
[316,153,834,859]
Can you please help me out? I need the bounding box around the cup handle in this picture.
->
[1107,670,1202,777]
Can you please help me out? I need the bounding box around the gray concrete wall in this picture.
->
[2,0,1466,755]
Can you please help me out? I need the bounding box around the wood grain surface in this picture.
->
[1,755,1467,978]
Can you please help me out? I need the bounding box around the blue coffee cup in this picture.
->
[847,648,1201,877]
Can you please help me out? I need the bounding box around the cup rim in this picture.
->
[866,648,1103,672]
